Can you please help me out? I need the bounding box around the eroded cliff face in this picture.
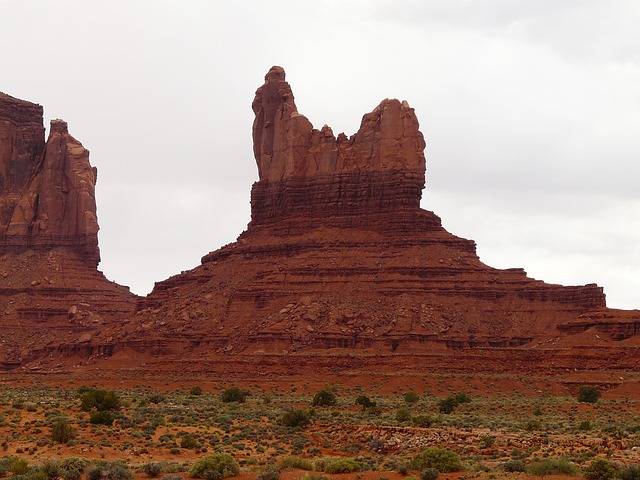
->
[0,93,45,228]
[113,66,630,373]
[249,66,430,233]
[0,92,136,370]
[6,119,100,266]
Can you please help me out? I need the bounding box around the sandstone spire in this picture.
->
[251,66,426,182]
[0,93,100,266]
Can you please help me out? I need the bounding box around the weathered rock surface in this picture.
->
[0,92,136,369]
[1,69,638,382]
[96,66,637,378]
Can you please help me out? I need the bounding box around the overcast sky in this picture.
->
[1,0,638,308]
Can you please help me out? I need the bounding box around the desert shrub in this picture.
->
[479,434,496,449]
[190,454,239,479]
[452,393,471,404]
[583,458,616,480]
[526,458,577,478]
[396,408,411,422]
[190,386,203,396]
[41,460,61,480]
[59,458,88,480]
[220,388,248,403]
[279,456,313,471]
[256,468,279,480]
[180,434,200,449]
[500,460,525,473]
[280,410,310,429]
[148,394,165,404]
[315,457,361,474]
[312,389,337,407]
[8,458,30,475]
[143,463,162,478]
[412,415,434,428]
[355,395,376,410]
[620,465,640,480]
[412,448,462,473]
[403,391,420,403]
[51,418,74,444]
[420,468,439,480]
[579,420,593,431]
[87,462,132,480]
[300,476,327,480]
[578,386,601,404]
[90,411,115,426]
[80,389,121,412]
[162,476,182,480]
[438,398,457,414]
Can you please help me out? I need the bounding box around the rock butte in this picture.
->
[0,67,638,386]
[0,92,135,369]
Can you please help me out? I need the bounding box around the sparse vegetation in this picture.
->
[190,454,239,479]
[312,389,337,407]
[578,386,601,404]
[51,418,74,444]
[412,448,462,473]
[220,387,248,403]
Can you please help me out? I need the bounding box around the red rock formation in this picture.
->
[0,92,136,370]
[5,119,100,266]
[0,93,45,227]
[101,66,636,379]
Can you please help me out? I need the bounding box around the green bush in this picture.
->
[314,457,361,474]
[220,388,248,403]
[578,420,593,431]
[578,386,601,404]
[279,456,313,471]
[148,394,165,404]
[620,465,640,480]
[51,418,74,444]
[59,458,88,480]
[420,468,439,480]
[280,410,310,429]
[500,460,525,473]
[396,408,411,422]
[143,463,162,478]
[438,398,457,414]
[80,389,121,412]
[355,395,376,411]
[190,454,239,479]
[41,460,61,480]
[87,462,132,480]
[584,459,616,480]
[190,386,203,396]
[403,391,420,403]
[300,476,327,480]
[526,458,577,478]
[90,411,115,425]
[256,468,279,480]
[412,415,434,428]
[180,434,200,449]
[312,389,337,407]
[412,448,462,473]
[8,458,30,475]
[452,392,471,404]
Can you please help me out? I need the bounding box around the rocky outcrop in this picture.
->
[5,119,100,266]
[1,70,637,381]
[250,66,429,233]
[0,93,45,228]
[112,66,634,376]
[0,92,136,369]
